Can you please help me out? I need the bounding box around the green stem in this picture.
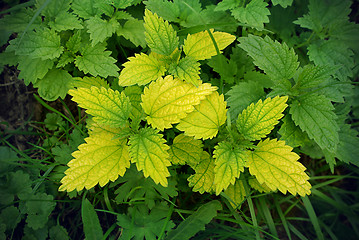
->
[243,178,261,240]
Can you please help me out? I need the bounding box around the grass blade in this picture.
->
[82,198,103,240]
[301,196,324,240]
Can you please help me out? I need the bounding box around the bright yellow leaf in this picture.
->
[248,178,272,193]
[59,129,130,192]
[177,91,227,140]
[183,29,236,60]
[247,138,311,196]
[118,53,166,86]
[129,127,171,187]
[141,75,217,130]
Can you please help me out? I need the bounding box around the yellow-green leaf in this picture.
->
[128,127,171,187]
[213,142,246,195]
[124,85,146,123]
[237,96,288,141]
[71,76,109,89]
[69,87,131,128]
[183,29,236,61]
[144,9,179,55]
[59,129,130,192]
[177,91,227,140]
[247,138,311,196]
[188,152,215,194]
[150,48,180,69]
[169,56,201,86]
[118,53,166,86]
[141,75,217,130]
[169,134,203,166]
[223,180,246,209]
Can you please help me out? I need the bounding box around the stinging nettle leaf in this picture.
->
[248,138,311,196]
[293,64,337,90]
[13,28,63,60]
[223,180,246,208]
[169,56,201,86]
[188,152,215,194]
[213,142,246,195]
[129,127,171,187]
[169,134,204,166]
[231,0,270,30]
[34,69,72,101]
[237,96,288,141]
[141,75,217,131]
[239,34,299,83]
[278,115,310,148]
[290,94,339,151]
[49,12,83,31]
[75,44,120,78]
[183,29,236,61]
[86,16,120,46]
[144,9,179,55]
[17,56,54,86]
[59,130,131,192]
[69,87,131,128]
[118,53,166,86]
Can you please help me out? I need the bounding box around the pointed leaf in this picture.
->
[294,64,337,90]
[69,87,131,128]
[336,125,359,167]
[129,128,171,187]
[59,130,130,192]
[248,138,311,196]
[13,28,63,60]
[183,29,236,61]
[177,91,227,140]
[144,9,179,55]
[118,53,166,86]
[141,75,217,130]
[49,12,83,31]
[75,44,120,78]
[117,18,146,48]
[278,115,310,148]
[239,35,299,83]
[223,180,246,208]
[289,94,339,151]
[226,81,265,119]
[169,56,201,86]
[17,56,54,85]
[86,16,120,46]
[237,96,288,141]
[169,134,203,166]
[213,142,246,195]
[231,0,270,30]
[71,76,110,89]
[82,198,103,240]
[188,152,215,194]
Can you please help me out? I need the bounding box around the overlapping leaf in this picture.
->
[248,178,272,193]
[169,56,201,86]
[75,44,120,78]
[188,152,215,194]
[144,9,179,55]
[59,129,130,192]
[118,53,166,86]
[237,96,288,141]
[86,16,120,46]
[69,87,131,128]
[278,115,310,148]
[129,128,171,187]
[223,180,246,208]
[290,94,339,151]
[239,35,299,83]
[141,76,217,130]
[177,91,227,139]
[213,142,246,195]
[169,134,203,166]
[231,0,270,30]
[183,29,236,61]
[247,138,311,196]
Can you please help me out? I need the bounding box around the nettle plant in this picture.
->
[58,9,313,204]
